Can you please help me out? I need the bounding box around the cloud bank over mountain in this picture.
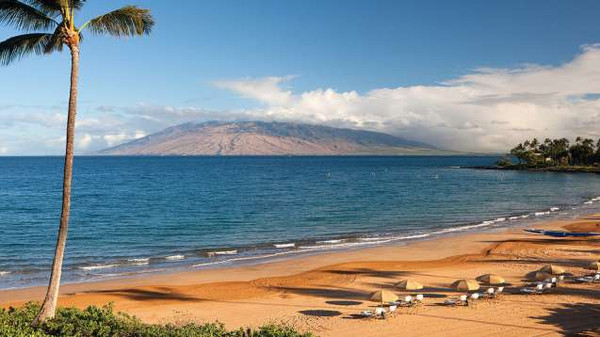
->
[1,45,599,154]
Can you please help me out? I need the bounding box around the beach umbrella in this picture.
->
[451,279,480,291]
[476,274,506,285]
[395,279,424,291]
[369,290,398,305]
[532,271,553,281]
[540,264,566,275]
[586,261,600,271]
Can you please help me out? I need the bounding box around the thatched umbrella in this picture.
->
[369,290,398,305]
[476,274,506,285]
[451,279,480,292]
[395,279,424,291]
[586,261,600,272]
[532,271,553,281]
[540,264,565,275]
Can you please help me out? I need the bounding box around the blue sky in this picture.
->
[1,0,600,154]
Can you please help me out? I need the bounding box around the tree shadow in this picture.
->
[299,309,342,317]
[531,303,600,335]
[79,287,200,302]
[325,300,363,306]
[323,268,413,279]
[269,286,368,300]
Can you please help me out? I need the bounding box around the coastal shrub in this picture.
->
[0,302,313,337]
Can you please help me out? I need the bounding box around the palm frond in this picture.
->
[42,24,63,53]
[81,6,154,37]
[0,33,60,65]
[0,0,58,31]
[28,0,85,12]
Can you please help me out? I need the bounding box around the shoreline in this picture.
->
[469,165,600,174]
[0,205,580,292]
[2,213,600,336]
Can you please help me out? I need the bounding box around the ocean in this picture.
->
[1,155,600,289]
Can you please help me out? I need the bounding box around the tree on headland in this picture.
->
[0,0,154,324]
[505,136,600,168]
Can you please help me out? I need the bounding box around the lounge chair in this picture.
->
[576,275,597,283]
[415,294,424,303]
[496,286,504,295]
[520,283,544,294]
[389,305,397,313]
[443,294,467,306]
[485,288,495,298]
[375,307,386,319]
[360,310,374,318]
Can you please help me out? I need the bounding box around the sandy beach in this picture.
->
[2,215,599,336]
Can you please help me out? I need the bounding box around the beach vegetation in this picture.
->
[0,0,154,323]
[501,137,600,170]
[0,302,314,337]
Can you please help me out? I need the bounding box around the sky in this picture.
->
[1,0,600,155]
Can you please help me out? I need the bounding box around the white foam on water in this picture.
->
[535,211,550,216]
[317,239,345,244]
[192,250,297,268]
[207,250,238,257]
[78,264,118,271]
[508,216,520,221]
[359,237,384,242]
[584,201,594,205]
[274,243,295,249]
[127,258,150,265]
[165,255,185,261]
[0,271,11,277]
[550,207,560,212]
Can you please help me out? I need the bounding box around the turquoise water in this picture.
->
[1,156,600,289]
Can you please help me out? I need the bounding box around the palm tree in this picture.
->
[0,0,154,323]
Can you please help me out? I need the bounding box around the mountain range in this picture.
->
[98,121,442,156]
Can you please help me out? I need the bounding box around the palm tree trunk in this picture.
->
[33,44,80,325]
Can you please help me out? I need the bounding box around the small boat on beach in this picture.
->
[524,229,600,237]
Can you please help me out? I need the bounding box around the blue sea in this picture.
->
[1,156,600,290]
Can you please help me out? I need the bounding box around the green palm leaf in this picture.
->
[28,0,86,12]
[81,6,154,37]
[0,0,57,31]
[0,33,58,65]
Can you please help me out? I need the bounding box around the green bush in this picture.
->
[0,302,314,337]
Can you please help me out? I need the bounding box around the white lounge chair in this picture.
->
[360,310,374,317]
[486,288,495,298]
[444,295,467,306]
[389,305,397,312]
[520,283,544,294]
[576,276,595,283]
[415,294,424,302]
[375,307,386,316]
[496,286,504,294]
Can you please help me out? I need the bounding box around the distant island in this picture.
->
[483,137,600,174]
[97,121,449,156]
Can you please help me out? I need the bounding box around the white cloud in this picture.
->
[77,133,94,149]
[3,45,600,154]
[213,45,600,152]
[103,133,130,147]
[213,76,296,106]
